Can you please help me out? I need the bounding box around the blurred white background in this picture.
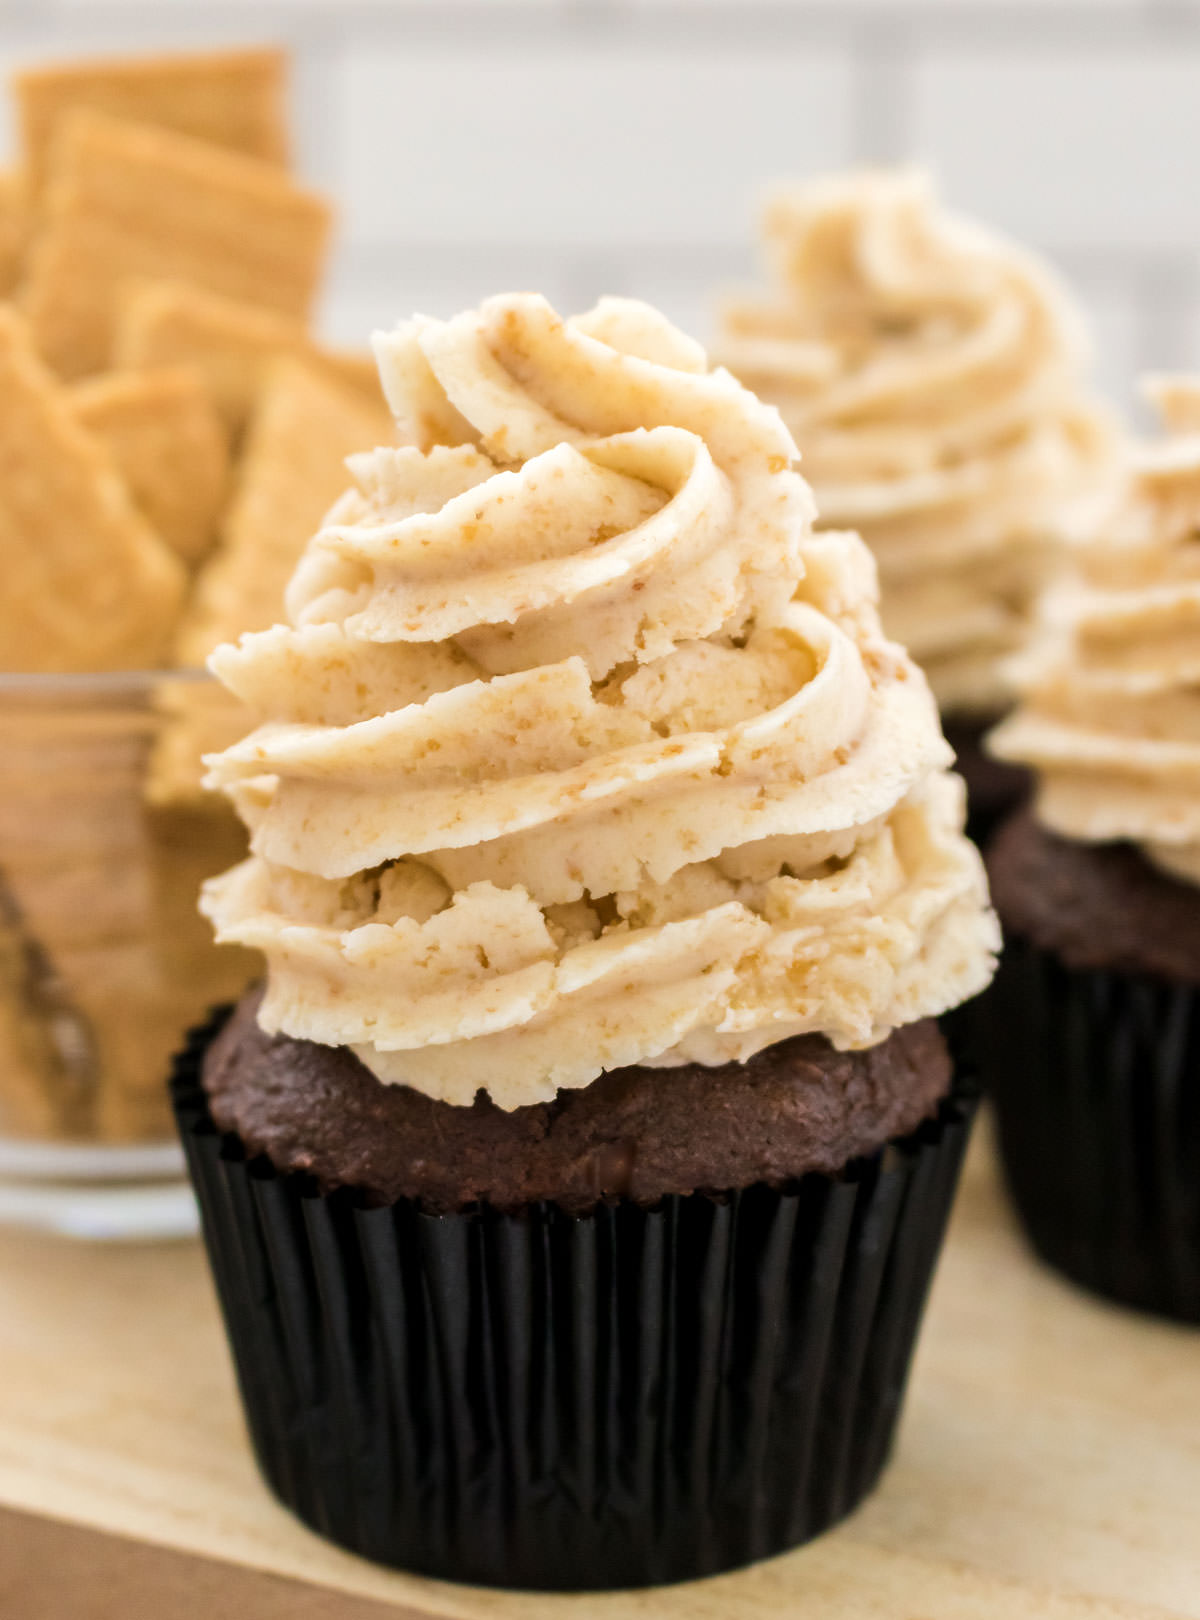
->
[5,0,1200,417]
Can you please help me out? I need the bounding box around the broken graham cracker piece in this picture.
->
[0,307,185,671]
[114,279,383,439]
[0,170,30,296]
[71,368,230,568]
[176,356,395,664]
[21,111,331,379]
[14,45,288,194]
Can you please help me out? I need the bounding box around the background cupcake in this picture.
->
[176,293,998,1588]
[984,376,1200,1323]
[716,169,1120,835]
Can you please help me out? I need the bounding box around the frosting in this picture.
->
[202,293,997,1108]
[716,169,1118,716]
[991,377,1200,885]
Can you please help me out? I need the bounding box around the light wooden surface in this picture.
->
[0,1117,1197,1619]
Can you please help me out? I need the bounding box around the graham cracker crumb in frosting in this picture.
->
[716,168,1120,719]
[991,376,1200,886]
[201,292,997,1108]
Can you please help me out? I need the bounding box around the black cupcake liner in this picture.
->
[970,938,1200,1324]
[942,715,1032,849]
[172,1012,977,1590]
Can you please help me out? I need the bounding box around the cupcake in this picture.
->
[984,377,1200,1323]
[174,293,998,1588]
[716,169,1118,837]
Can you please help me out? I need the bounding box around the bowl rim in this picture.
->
[0,667,212,695]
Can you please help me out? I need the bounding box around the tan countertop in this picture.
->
[0,1117,1197,1619]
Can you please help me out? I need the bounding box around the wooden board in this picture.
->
[0,1116,1197,1619]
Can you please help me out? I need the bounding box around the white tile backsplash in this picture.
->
[5,0,1200,415]
[337,44,855,250]
[626,0,1140,7]
[1070,277,1146,413]
[316,244,585,347]
[911,48,1200,254]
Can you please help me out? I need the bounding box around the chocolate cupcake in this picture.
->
[175,293,998,1588]
[200,989,955,1214]
[715,169,1119,839]
[983,377,1200,1323]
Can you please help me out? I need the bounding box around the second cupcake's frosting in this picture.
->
[717,169,1118,716]
[991,378,1200,886]
[202,294,997,1107]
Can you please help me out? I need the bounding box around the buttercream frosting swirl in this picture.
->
[716,169,1118,717]
[991,377,1200,885]
[201,293,997,1107]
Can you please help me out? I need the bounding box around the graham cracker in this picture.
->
[145,678,255,810]
[0,169,30,296]
[153,359,392,807]
[14,46,288,194]
[73,800,253,1141]
[321,349,383,401]
[176,356,395,663]
[71,367,230,568]
[21,111,331,379]
[114,279,383,439]
[0,694,252,1140]
[0,307,185,671]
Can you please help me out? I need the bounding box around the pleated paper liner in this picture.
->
[972,938,1200,1324]
[172,1010,977,1591]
